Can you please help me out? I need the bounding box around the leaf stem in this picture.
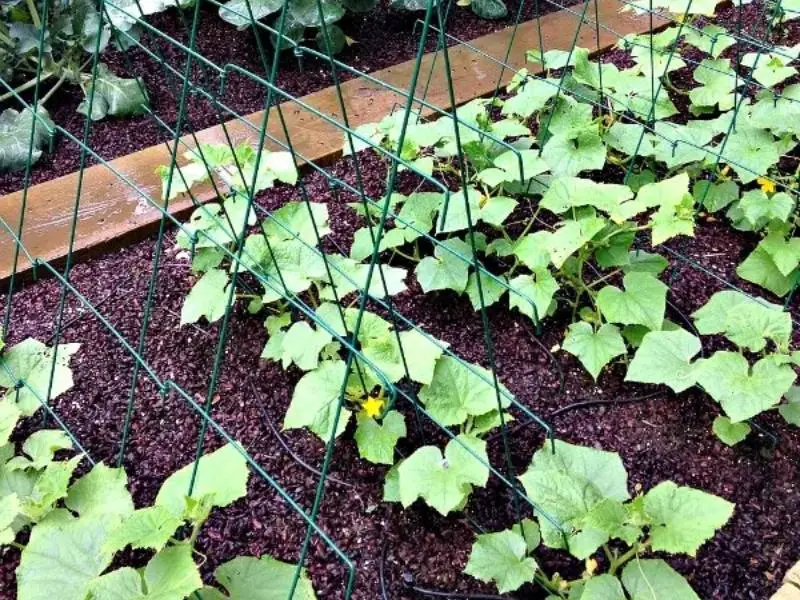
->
[25,0,41,29]
[586,268,622,290]
[187,514,208,549]
[38,69,70,106]
[609,540,648,575]
[0,71,54,103]
[392,248,421,263]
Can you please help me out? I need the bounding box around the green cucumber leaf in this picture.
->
[541,177,638,223]
[103,505,184,553]
[415,238,472,294]
[693,179,739,212]
[596,273,667,331]
[354,411,406,465]
[518,440,629,553]
[464,529,538,593]
[508,271,559,323]
[398,434,489,515]
[692,290,791,352]
[581,574,626,599]
[213,554,318,599]
[689,58,740,111]
[91,544,202,600]
[626,328,701,392]
[156,443,250,518]
[0,338,80,416]
[65,463,134,518]
[621,559,700,599]
[643,481,734,556]
[562,322,626,381]
[181,269,231,325]
[695,352,796,422]
[284,360,352,442]
[419,356,511,426]
[722,126,780,184]
[17,514,118,600]
[712,415,752,446]
[0,493,20,545]
[6,429,72,471]
[779,386,800,426]
[542,131,606,177]
[737,243,799,297]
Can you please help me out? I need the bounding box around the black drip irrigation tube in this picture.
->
[380,538,518,600]
[251,382,356,489]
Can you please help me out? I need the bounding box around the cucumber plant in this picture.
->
[0,335,320,599]
[464,440,735,598]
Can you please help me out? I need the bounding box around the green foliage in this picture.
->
[419,356,510,426]
[464,528,538,593]
[155,443,251,518]
[596,273,667,331]
[0,107,55,173]
[207,554,318,599]
[689,58,741,112]
[284,359,352,442]
[354,411,406,465]
[712,416,751,446]
[0,338,79,416]
[466,440,733,595]
[77,63,148,121]
[391,0,507,23]
[626,328,701,393]
[1,389,317,600]
[397,434,489,515]
[181,268,231,325]
[162,141,298,201]
[0,0,149,170]
[562,322,626,381]
[217,0,371,53]
[643,481,734,556]
[691,290,791,352]
[621,559,700,599]
[695,352,796,422]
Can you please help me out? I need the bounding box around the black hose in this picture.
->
[252,383,356,489]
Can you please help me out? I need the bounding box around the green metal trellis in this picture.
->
[1,0,798,595]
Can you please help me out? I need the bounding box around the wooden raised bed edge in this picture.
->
[772,562,800,600]
[0,0,666,284]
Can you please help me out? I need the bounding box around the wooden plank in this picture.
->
[772,585,800,600]
[0,0,664,281]
[786,561,800,588]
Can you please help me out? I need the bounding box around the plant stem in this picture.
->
[586,268,622,289]
[392,248,421,263]
[609,540,647,575]
[25,0,41,29]
[0,71,54,103]
[187,514,209,549]
[533,572,567,597]
[38,69,70,106]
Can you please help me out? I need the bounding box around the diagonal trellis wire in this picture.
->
[1,0,799,595]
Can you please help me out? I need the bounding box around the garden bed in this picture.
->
[0,0,566,196]
[3,152,800,600]
[1,0,800,598]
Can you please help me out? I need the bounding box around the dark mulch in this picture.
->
[1,144,798,599]
[0,0,563,195]
[2,2,800,598]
